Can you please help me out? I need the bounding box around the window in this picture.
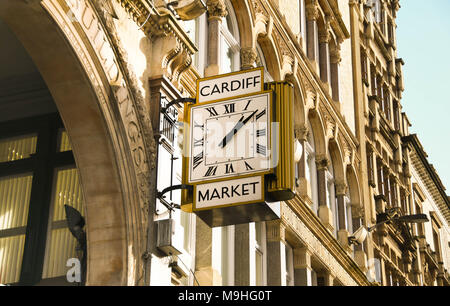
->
[367,147,375,186]
[325,155,337,236]
[370,64,377,97]
[183,14,207,76]
[430,214,443,262]
[382,85,391,121]
[299,0,306,48]
[393,100,400,130]
[284,243,294,286]
[250,222,266,286]
[370,0,382,23]
[305,121,318,213]
[0,114,82,285]
[220,2,240,73]
[376,159,384,196]
[158,100,195,285]
[361,49,369,86]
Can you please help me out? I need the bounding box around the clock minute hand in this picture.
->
[219,110,258,148]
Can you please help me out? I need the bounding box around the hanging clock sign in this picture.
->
[187,90,274,210]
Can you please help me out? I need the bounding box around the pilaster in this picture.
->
[293,247,313,286]
[266,220,286,286]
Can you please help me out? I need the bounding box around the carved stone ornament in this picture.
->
[240,47,258,69]
[305,0,319,21]
[295,125,309,142]
[335,180,348,196]
[206,0,228,19]
[315,154,330,171]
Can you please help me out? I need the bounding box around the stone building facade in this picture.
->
[0,0,448,286]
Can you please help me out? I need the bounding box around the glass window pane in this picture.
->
[0,174,33,230]
[51,168,83,222]
[42,228,77,279]
[58,130,72,152]
[42,167,84,280]
[0,134,37,162]
[220,35,233,74]
[0,234,26,284]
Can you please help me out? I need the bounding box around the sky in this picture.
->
[396,0,450,192]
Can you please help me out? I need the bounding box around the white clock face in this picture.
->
[188,92,272,183]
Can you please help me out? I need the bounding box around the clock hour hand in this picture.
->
[219,110,258,148]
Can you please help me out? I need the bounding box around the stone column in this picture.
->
[204,0,228,77]
[295,125,311,204]
[321,271,335,286]
[194,217,216,285]
[316,155,333,231]
[266,220,286,286]
[305,1,319,65]
[335,181,350,250]
[293,247,313,286]
[380,258,387,285]
[234,224,250,285]
[330,46,341,102]
[352,205,368,272]
[318,25,331,85]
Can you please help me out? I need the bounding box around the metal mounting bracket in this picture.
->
[156,184,193,211]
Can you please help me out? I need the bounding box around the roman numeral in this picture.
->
[194,121,204,129]
[256,144,266,156]
[244,100,251,111]
[244,161,254,171]
[224,103,235,114]
[256,109,266,121]
[193,152,203,169]
[206,107,219,117]
[256,129,266,137]
[204,166,218,177]
[194,138,204,147]
[225,163,235,174]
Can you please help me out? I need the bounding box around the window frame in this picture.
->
[0,113,76,285]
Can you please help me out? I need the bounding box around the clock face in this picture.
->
[188,91,272,183]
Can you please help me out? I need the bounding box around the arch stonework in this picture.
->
[0,0,158,285]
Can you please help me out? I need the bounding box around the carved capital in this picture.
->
[293,247,312,269]
[315,154,330,171]
[240,47,258,70]
[266,220,286,242]
[319,31,331,44]
[207,0,228,19]
[305,1,319,21]
[295,125,309,142]
[335,180,348,196]
[330,47,342,64]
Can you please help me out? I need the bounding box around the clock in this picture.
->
[187,91,273,184]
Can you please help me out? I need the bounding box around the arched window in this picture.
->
[326,153,337,237]
[182,13,207,76]
[299,0,307,50]
[256,43,274,82]
[0,20,84,285]
[305,121,318,214]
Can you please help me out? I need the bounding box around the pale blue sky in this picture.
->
[396,0,450,192]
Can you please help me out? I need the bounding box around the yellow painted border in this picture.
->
[186,90,275,185]
[192,175,265,211]
[196,67,264,104]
